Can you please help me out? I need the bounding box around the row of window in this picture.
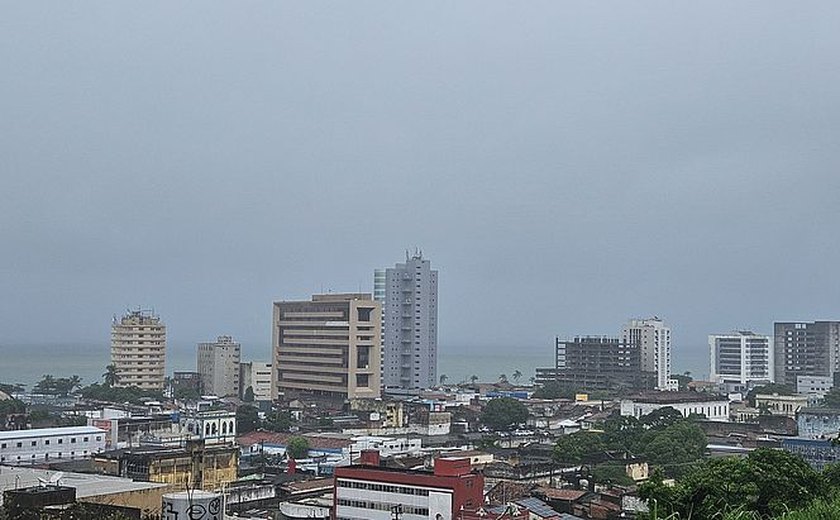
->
[337,479,431,496]
[1,450,90,463]
[1,436,101,449]
[337,498,428,516]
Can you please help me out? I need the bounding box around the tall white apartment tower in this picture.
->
[197,335,241,397]
[377,251,438,391]
[709,331,773,392]
[111,309,166,390]
[622,317,677,391]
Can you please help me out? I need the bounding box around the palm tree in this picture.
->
[469,375,479,386]
[103,364,120,387]
[529,376,536,386]
[512,370,523,383]
[439,374,448,386]
[499,374,508,384]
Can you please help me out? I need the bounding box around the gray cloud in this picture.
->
[2,2,839,376]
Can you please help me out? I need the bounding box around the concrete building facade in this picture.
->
[0,426,107,465]
[709,331,774,392]
[333,454,483,520]
[535,336,655,393]
[272,293,381,400]
[774,321,840,387]
[377,252,439,391]
[197,335,241,397]
[239,361,273,401]
[622,317,676,391]
[110,309,166,390]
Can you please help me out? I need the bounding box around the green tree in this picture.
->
[236,404,260,434]
[469,375,479,385]
[640,448,827,519]
[670,371,693,391]
[102,364,120,387]
[554,431,605,464]
[498,374,508,384]
[822,387,840,408]
[591,463,634,486]
[243,386,255,402]
[532,380,577,399]
[640,406,685,430]
[264,410,292,432]
[481,397,528,431]
[439,374,448,386]
[512,370,523,383]
[286,436,310,459]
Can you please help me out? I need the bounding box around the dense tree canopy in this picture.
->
[640,449,827,519]
[481,397,529,431]
[286,436,310,459]
[236,404,260,434]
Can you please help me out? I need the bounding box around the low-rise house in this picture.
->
[755,393,809,418]
[0,426,107,465]
[620,392,730,421]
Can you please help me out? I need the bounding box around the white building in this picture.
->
[240,361,273,401]
[709,331,774,392]
[620,393,730,422]
[0,426,107,465]
[180,407,237,445]
[622,317,676,391]
[197,335,241,397]
[111,309,166,390]
[377,251,439,392]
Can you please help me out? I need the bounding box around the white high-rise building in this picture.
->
[622,317,676,391]
[377,251,438,391]
[709,331,773,392]
[111,309,166,390]
[197,335,241,397]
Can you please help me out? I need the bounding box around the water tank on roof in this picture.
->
[162,490,224,520]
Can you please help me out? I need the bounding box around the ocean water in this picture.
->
[0,343,553,389]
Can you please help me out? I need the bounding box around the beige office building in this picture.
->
[271,294,381,400]
[111,310,166,390]
[197,335,241,397]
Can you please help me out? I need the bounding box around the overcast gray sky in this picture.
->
[2,2,839,374]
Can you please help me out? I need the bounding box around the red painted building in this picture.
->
[333,451,484,520]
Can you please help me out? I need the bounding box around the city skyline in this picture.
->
[3,2,840,372]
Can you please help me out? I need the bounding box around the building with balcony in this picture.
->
[377,251,439,392]
[110,309,166,390]
[622,317,676,391]
[709,331,773,392]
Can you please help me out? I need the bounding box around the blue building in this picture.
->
[781,438,840,470]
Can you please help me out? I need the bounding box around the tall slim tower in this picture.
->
[110,309,166,390]
[378,251,438,391]
[197,335,241,397]
[622,317,676,391]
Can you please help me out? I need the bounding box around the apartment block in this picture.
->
[709,331,773,392]
[197,335,241,397]
[110,309,166,390]
[774,321,840,388]
[240,361,273,401]
[377,251,439,391]
[271,293,381,400]
[622,317,676,391]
